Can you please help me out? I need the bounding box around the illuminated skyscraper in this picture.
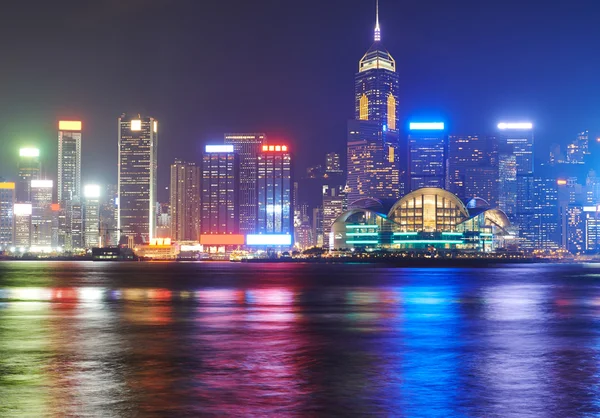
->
[0,183,15,248]
[57,121,82,202]
[347,0,400,203]
[201,145,239,234]
[497,122,534,243]
[498,154,517,217]
[16,148,40,203]
[355,0,399,130]
[13,204,32,248]
[347,120,399,203]
[224,133,265,234]
[99,184,118,247]
[447,134,498,203]
[170,159,200,241]
[322,185,346,249]
[566,130,589,164]
[497,123,534,175]
[118,114,158,244]
[408,123,447,191]
[325,152,343,174]
[83,185,100,249]
[566,205,584,253]
[30,180,53,247]
[257,144,292,235]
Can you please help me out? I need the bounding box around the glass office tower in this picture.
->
[201,145,239,235]
[257,145,292,235]
[224,133,265,234]
[118,114,158,244]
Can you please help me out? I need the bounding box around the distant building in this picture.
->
[16,148,40,203]
[201,145,239,235]
[30,180,53,248]
[57,121,83,250]
[224,133,266,234]
[118,114,158,244]
[0,182,15,248]
[447,134,497,204]
[155,203,171,239]
[57,121,82,202]
[463,167,498,207]
[99,184,118,247]
[83,185,100,249]
[566,205,584,253]
[13,204,32,248]
[566,130,589,164]
[325,152,343,174]
[529,177,560,250]
[497,123,534,243]
[312,207,323,247]
[170,159,200,241]
[408,123,446,191]
[257,144,293,235]
[323,185,346,249]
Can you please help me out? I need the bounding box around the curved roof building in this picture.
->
[331,188,512,252]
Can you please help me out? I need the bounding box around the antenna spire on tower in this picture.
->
[374,0,381,42]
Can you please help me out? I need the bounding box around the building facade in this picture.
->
[16,148,40,203]
[201,145,239,235]
[408,123,447,192]
[57,121,82,202]
[30,180,53,248]
[323,185,346,249]
[118,114,158,244]
[224,133,265,234]
[13,203,32,248]
[84,185,100,249]
[257,145,293,236]
[170,159,200,241]
[0,183,15,248]
[347,120,399,203]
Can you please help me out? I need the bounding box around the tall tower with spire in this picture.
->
[355,0,399,128]
[347,0,402,204]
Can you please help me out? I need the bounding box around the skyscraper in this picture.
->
[408,123,447,191]
[170,159,200,241]
[0,182,15,248]
[118,114,158,244]
[325,152,343,174]
[346,120,399,203]
[201,145,239,235]
[566,130,589,164]
[257,144,292,236]
[13,204,32,248]
[30,179,53,248]
[99,184,118,247]
[83,185,100,249]
[16,148,40,203]
[57,121,82,202]
[355,0,399,130]
[347,0,401,203]
[224,133,265,234]
[497,122,534,243]
[447,134,498,203]
[322,185,346,249]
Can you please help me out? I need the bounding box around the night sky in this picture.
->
[1,0,600,201]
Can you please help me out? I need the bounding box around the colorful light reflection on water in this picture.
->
[2,262,600,415]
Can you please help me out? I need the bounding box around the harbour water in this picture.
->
[1,261,600,416]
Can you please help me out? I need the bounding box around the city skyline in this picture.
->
[2,0,600,196]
